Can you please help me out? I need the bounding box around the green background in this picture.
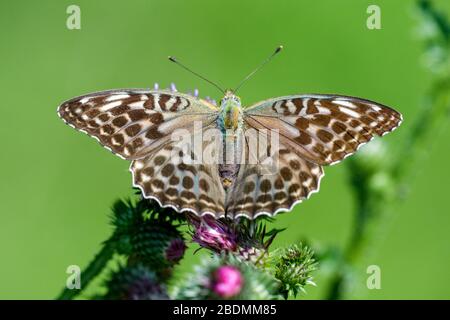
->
[0,0,449,299]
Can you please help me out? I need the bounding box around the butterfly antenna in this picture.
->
[168,56,225,94]
[234,45,283,93]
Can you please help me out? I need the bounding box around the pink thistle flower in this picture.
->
[189,215,238,252]
[212,266,243,298]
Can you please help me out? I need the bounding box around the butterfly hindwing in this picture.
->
[130,127,226,216]
[226,139,323,218]
[57,89,218,160]
[244,94,402,165]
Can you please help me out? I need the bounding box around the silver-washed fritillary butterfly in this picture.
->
[57,46,402,219]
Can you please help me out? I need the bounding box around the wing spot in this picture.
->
[199,178,210,192]
[306,104,319,114]
[274,178,284,189]
[145,127,164,140]
[128,109,148,121]
[280,167,293,181]
[154,156,166,166]
[289,160,301,171]
[317,129,333,143]
[112,134,124,146]
[161,164,175,177]
[100,124,114,135]
[331,121,346,134]
[166,188,178,197]
[274,192,287,201]
[142,167,154,177]
[295,118,309,130]
[152,179,165,190]
[98,114,110,122]
[125,123,141,137]
[288,183,301,195]
[169,176,180,185]
[182,176,194,189]
[112,116,128,127]
[149,112,164,124]
[260,179,272,192]
[311,114,331,127]
[243,181,255,193]
[296,132,312,145]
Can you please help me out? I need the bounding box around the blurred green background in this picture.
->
[0,0,449,299]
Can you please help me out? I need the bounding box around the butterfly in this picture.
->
[57,47,402,219]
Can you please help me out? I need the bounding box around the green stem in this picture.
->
[325,0,450,299]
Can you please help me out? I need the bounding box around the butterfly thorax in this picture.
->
[217,91,243,191]
[218,90,243,131]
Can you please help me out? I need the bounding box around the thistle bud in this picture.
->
[271,243,317,298]
[103,265,169,300]
[131,223,186,271]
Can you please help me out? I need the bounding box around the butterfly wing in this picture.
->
[58,88,226,217]
[226,132,323,218]
[57,89,218,160]
[130,124,226,217]
[225,94,402,218]
[244,94,402,165]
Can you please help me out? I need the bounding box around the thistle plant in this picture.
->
[57,196,317,300]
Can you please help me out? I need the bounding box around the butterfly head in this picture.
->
[221,89,241,106]
[220,90,242,130]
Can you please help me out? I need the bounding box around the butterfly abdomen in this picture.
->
[219,163,240,190]
[217,93,244,190]
[218,131,243,191]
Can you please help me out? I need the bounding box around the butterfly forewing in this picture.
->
[57,89,218,160]
[244,94,402,165]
